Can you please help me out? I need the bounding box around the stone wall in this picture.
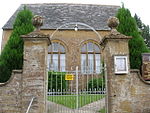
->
[105,69,150,113]
[141,53,150,80]
[48,30,105,71]
[1,29,13,51]
[0,69,150,113]
[0,70,22,113]
[1,29,109,51]
[130,70,150,113]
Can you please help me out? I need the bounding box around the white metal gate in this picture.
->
[47,66,107,113]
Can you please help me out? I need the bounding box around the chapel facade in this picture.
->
[2,3,119,73]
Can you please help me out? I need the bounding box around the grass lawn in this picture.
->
[48,94,104,109]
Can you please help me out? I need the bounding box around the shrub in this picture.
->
[88,77,105,91]
[48,71,68,91]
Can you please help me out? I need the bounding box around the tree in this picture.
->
[134,14,143,29]
[0,6,34,82]
[142,25,150,48]
[134,14,150,48]
[116,5,150,69]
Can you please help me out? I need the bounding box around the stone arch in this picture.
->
[49,39,68,52]
[80,39,101,50]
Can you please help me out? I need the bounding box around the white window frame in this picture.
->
[48,42,66,72]
[114,56,128,74]
[81,42,101,74]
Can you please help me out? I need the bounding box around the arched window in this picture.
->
[48,42,66,72]
[81,42,101,73]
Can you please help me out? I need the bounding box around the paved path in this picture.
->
[79,98,105,112]
[47,98,105,113]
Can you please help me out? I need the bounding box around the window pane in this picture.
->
[60,54,65,72]
[52,54,58,71]
[94,44,100,53]
[95,54,101,73]
[88,54,94,73]
[52,43,59,52]
[48,42,66,71]
[81,54,86,73]
[60,54,65,60]
[87,42,93,52]
[81,44,86,52]
[59,44,65,52]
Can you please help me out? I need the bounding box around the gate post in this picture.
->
[21,16,51,113]
[100,17,132,113]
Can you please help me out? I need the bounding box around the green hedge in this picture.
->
[88,77,105,90]
[48,71,68,91]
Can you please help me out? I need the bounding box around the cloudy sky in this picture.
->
[0,0,150,52]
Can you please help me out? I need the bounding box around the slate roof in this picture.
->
[3,3,120,30]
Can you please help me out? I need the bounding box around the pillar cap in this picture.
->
[32,15,43,31]
[21,31,51,45]
[21,15,51,45]
[100,17,132,46]
[107,17,119,29]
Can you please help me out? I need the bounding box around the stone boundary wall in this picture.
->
[0,70,22,113]
[0,69,150,113]
[130,69,150,113]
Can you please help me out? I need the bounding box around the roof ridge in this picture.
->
[21,3,120,7]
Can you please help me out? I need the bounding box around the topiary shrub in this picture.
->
[0,6,34,82]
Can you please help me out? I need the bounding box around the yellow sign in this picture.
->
[65,74,74,80]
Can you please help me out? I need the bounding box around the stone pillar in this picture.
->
[100,17,132,113]
[21,16,50,113]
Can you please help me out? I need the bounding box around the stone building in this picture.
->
[2,3,119,73]
[1,3,150,113]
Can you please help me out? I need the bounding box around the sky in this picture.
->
[0,0,150,53]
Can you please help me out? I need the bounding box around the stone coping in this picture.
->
[0,70,22,87]
[130,69,150,85]
[21,31,49,38]
[21,31,51,45]
[100,29,132,46]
